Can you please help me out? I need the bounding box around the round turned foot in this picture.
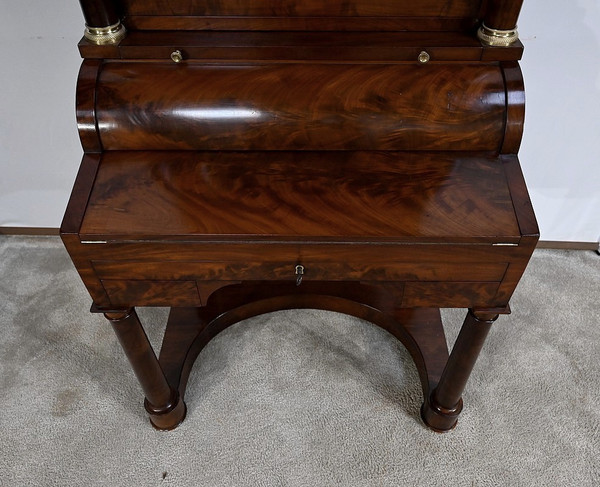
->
[420,393,463,433]
[145,391,187,431]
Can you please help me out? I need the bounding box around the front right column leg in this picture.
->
[421,309,498,432]
[104,308,187,430]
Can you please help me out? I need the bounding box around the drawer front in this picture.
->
[93,260,508,284]
[83,242,526,308]
[102,279,202,307]
[402,282,500,307]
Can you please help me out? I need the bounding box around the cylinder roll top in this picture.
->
[91,62,509,151]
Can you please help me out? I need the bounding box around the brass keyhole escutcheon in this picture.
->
[295,265,305,286]
[171,50,183,63]
[418,51,431,64]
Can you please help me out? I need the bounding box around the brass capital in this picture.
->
[84,21,126,45]
[477,23,519,47]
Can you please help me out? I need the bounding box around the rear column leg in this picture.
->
[421,309,498,432]
[104,308,187,430]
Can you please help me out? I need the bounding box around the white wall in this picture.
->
[0,2,83,227]
[519,0,600,243]
[1,1,599,242]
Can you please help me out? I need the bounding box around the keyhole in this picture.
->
[295,265,304,286]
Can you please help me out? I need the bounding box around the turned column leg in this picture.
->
[78,0,126,45]
[104,309,187,430]
[478,0,523,46]
[421,309,498,432]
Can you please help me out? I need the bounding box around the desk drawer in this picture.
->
[102,279,202,307]
[93,260,508,283]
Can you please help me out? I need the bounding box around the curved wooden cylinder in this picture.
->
[90,62,509,151]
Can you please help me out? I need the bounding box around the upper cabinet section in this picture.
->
[78,0,525,61]
[122,0,484,20]
[120,0,485,32]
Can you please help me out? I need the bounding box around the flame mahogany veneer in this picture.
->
[63,0,536,432]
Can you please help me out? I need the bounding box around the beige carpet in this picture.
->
[0,236,598,486]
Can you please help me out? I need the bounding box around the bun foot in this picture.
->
[420,393,462,432]
[145,391,187,431]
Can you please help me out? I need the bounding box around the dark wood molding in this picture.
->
[1,227,598,253]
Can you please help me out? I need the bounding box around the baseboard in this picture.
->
[0,227,60,236]
[536,240,599,251]
[1,227,598,251]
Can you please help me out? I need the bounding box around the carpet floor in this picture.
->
[0,236,598,486]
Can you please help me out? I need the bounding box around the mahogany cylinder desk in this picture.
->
[61,0,538,432]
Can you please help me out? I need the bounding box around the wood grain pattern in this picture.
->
[158,300,449,405]
[91,260,508,283]
[77,241,524,264]
[76,60,103,153]
[104,309,187,430]
[115,31,484,62]
[60,153,110,307]
[402,281,500,307]
[95,63,506,151]
[422,309,496,431]
[493,154,539,303]
[122,0,484,18]
[79,31,523,62]
[501,62,526,154]
[79,151,521,241]
[124,15,480,32]
[102,279,202,307]
[66,0,537,432]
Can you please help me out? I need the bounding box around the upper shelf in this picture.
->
[79,30,523,62]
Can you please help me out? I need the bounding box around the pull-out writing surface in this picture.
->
[80,151,521,242]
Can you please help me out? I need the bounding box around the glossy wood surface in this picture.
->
[501,62,526,154]
[79,151,520,241]
[76,61,102,152]
[116,31,486,62]
[79,0,119,27]
[158,295,449,406]
[123,16,480,32]
[92,260,508,283]
[122,0,485,18]
[102,279,202,307]
[422,309,497,431]
[95,63,506,151]
[104,309,186,430]
[79,30,524,62]
[60,154,110,305]
[66,0,538,431]
[484,0,523,29]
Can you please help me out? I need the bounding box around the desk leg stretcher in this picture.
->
[97,283,502,432]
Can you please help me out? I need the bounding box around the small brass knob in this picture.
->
[418,51,431,64]
[170,50,183,63]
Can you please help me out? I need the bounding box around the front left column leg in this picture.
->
[104,308,187,430]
